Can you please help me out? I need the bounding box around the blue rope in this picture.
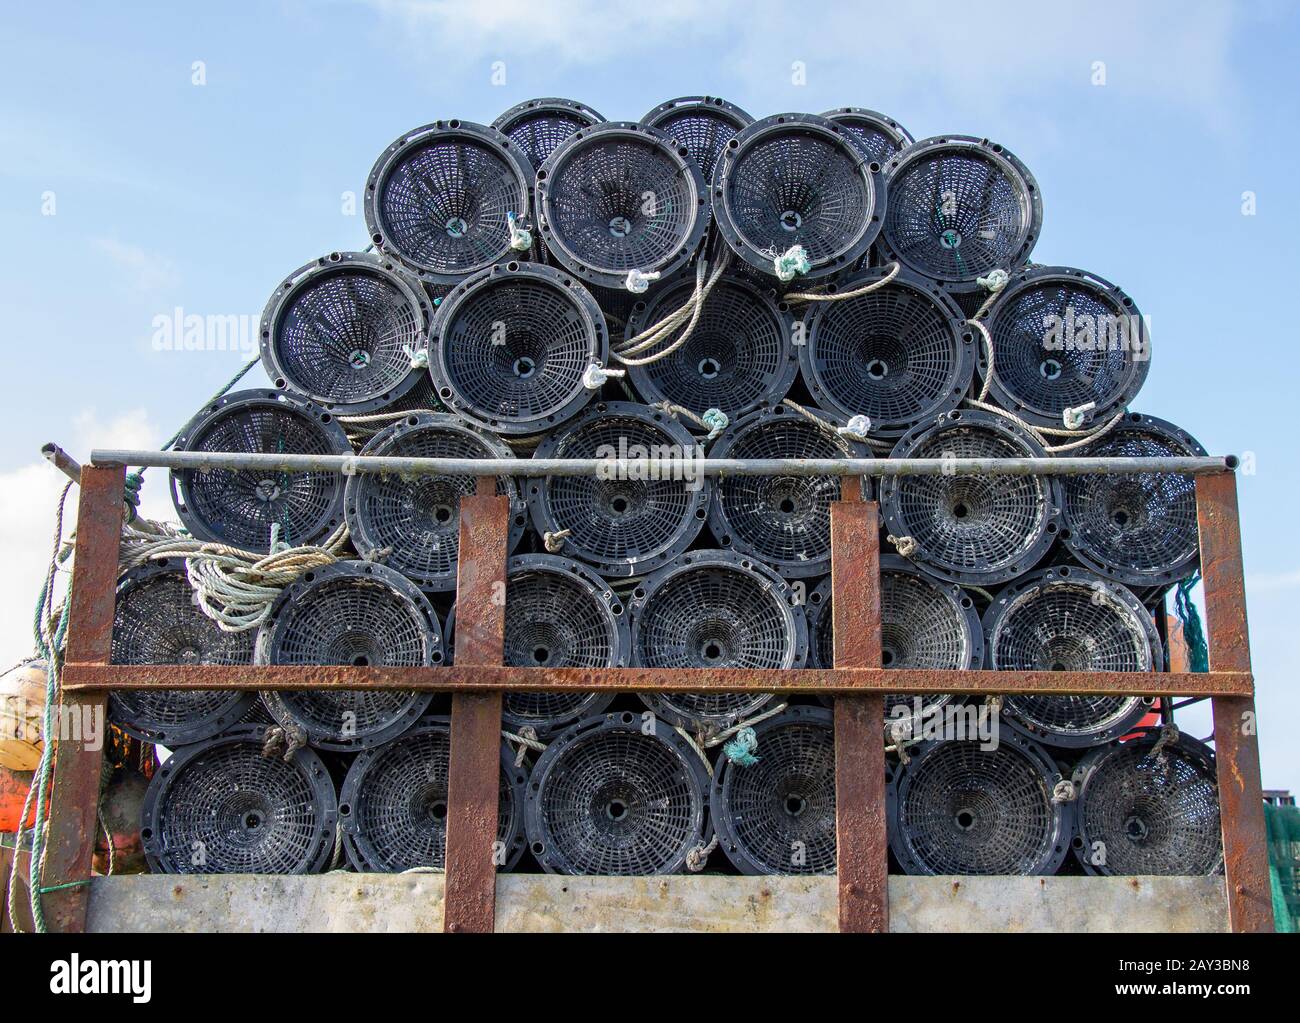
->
[722,727,760,767]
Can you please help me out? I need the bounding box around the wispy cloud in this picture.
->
[93,237,179,295]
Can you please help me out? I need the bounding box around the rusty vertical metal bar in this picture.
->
[443,476,508,933]
[42,463,123,933]
[832,480,888,933]
[1196,471,1273,933]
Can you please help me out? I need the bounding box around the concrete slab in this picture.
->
[85,873,1228,933]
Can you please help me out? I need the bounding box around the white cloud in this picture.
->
[353,0,1247,125]
[0,409,171,670]
[92,237,179,295]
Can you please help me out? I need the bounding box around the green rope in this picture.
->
[722,726,760,767]
[24,482,74,933]
[773,245,811,282]
[701,408,729,441]
[1174,573,1210,673]
[38,879,92,894]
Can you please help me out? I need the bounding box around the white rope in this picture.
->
[503,726,545,767]
[685,831,719,872]
[542,528,571,554]
[967,313,1126,453]
[837,414,872,442]
[784,261,901,304]
[1051,779,1077,804]
[581,363,625,390]
[887,534,918,558]
[1062,402,1096,431]
[614,251,732,365]
[704,702,789,748]
[624,268,661,293]
[133,523,351,633]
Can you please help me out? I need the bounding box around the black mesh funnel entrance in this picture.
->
[879,410,1061,586]
[260,251,432,415]
[711,706,836,875]
[713,113,885,282]
[492,97,604,175]
[140,724,338,875]
[1060,415,1204,587]
[706,404,868,579]
[806,557,982,723]
[365,119,533,284]
[888,733,1070,876]
[536,122,710,291]
[428,262,607,435]
[525,711,712,875]
[256,562,442,750]
[623,272,798,420]
[980,266,1149,430]
[1072,731,1222,876]
[986,567,1162,748]
[345,413,527,592]
[340,719,527,872]
[640,95,754,184]
[110,561,256,746]
[526,401,710,578]
[170,389,351,553]
[821,107,914,164]
[631,550,808,732]
[503,554,628,736]
[800,267,974,437]
[879,135,1042,293]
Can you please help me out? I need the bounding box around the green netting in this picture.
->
[1264,801,1300,933]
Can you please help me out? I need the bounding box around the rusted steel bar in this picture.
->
[62,663,1253,697]
[86,449,1236,479]
[832,488,888,934]
[41,463,123,933]
[1197,473,1273,933]
[443,480,509,934]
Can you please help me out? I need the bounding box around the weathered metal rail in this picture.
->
[34,449,1272,934]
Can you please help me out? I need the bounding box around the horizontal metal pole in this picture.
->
[62,663,1253,698]
[86,449,1237,478]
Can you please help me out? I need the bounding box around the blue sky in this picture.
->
[1,0,1297,789]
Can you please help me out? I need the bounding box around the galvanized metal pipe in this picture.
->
[86,448,1236,478]
[41,442,83,485]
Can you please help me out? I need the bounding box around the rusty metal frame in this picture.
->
[37,461,1271,934]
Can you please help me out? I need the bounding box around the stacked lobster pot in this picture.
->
[112,95,1220,882]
